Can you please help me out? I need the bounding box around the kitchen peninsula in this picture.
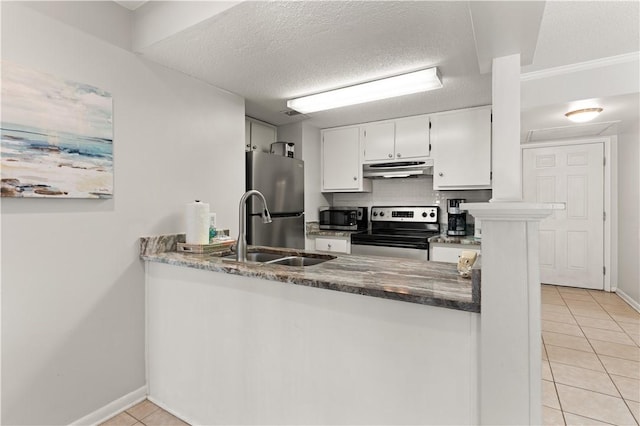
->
[141,234,481,424]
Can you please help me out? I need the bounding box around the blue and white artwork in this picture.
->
[1,61,113,198]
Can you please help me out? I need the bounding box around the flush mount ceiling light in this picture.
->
[564,107,603,123]
[287,67,442,114]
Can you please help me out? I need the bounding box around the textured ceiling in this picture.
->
[522,1,640,73]
[113,1,147,11]
[138,1,490,128]
[137,1,639,130]
[521,92,639,143]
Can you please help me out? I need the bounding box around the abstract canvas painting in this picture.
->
[1,61,113,198]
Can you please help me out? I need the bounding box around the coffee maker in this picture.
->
[447,199,467,236]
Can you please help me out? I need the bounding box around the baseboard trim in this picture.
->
[615,288,640,313]
[69,385,147,426]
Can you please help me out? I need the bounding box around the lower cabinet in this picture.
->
[430,244,481,263]
[314,237,350,254]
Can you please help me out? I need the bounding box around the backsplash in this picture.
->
[329,176,491,225]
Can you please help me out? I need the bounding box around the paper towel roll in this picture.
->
[185,200,210,244]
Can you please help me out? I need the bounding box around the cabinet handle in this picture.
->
[439,172,444,177]
[397,153,402,158]
[353,176,357,181]
[252,145,257,150]
[328,244,332,250]
[388,153,393,158]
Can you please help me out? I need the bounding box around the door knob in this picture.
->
[439,172,444,177]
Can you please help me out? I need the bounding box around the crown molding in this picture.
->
[520,52,640,82]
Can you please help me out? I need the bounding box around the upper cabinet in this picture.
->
[362,115,430,163]
[321,126,372,192]
[394,115,431,160]
[362,121,395,161]
[246,118,277,153]
[319,106,491,193]
[431,106,492,190]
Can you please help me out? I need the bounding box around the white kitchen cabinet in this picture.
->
[362,115,430,163]
[246,118,277,153]
[314,237,350,254]
[321,126,372,192]
[431,106,491,190]
[394,115,431,159]
[430,244,481,263]
[363,121,396,162]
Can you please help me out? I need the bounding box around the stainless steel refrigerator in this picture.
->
[246,151,305,249]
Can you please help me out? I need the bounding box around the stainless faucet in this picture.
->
[236,190,272,262]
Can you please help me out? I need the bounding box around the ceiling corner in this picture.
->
[469,1,546,73]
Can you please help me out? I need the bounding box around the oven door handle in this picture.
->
[350,240,429,250]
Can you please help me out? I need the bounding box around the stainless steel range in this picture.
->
[350,206,440,260]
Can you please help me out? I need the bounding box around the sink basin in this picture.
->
[242,252,284,263]
[222,249,336,267]
[266,255,333,267]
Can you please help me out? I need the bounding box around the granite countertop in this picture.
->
[429,234,482,246]
[140,234,480,313]
[305,221,361,238]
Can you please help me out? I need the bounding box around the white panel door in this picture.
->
[523,143,604,289]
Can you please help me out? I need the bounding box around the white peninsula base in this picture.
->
[146,262,480,425]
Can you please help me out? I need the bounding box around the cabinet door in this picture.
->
[395,115,430,159]
[363,122,395,162]
[321,127,361,191]
[430,245,481,263]
[315,237,349,254]
[245,119,251,151]
[432,107,491,190]
[250,120,277,153]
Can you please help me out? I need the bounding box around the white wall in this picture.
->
[1,3,245,424]
[617,131,640,305]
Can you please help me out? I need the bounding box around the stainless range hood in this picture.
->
[363,159,434,178]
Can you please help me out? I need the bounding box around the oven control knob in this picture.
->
[430,212,436,217]
[380,212,385,217]
[373,212,378,217]
[422,212,427,218]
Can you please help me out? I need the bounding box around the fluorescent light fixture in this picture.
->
[287,67,442,114]
[565,107,603,123]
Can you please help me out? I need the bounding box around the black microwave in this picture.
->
[319,207,368,231]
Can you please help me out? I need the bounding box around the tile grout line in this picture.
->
[551,286,632,424]
[566,288,640,424]
[544,287,569,425]
[544,285,640,424]
[544,341,568,425]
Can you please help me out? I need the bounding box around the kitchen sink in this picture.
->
[265,255,333,267]
[242,252,285,263]
[222,250,335,267]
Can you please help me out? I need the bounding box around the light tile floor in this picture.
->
[100,400,189,426]
[542,285,640,425]
[102,285,639,426]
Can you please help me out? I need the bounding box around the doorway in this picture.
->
[523,142,605,290]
